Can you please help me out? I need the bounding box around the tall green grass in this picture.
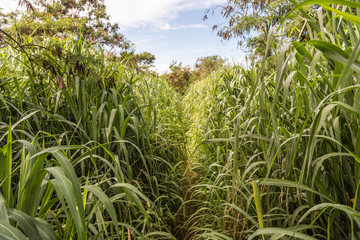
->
[0,36,184,239]
[3,1,360,239]
[182,1,360,239]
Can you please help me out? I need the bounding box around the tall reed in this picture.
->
[182,1,360,239]
[0,36,183,239]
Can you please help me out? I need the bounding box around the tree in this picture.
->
[207,0,306,50]
[162,61,193,93]
[118,51,156,73]
[193,55,226,79]
[1,0,130,50]
[162,56,227,93]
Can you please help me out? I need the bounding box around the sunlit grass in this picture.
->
[2,1,360,239]
[182,1,360,239]
[0,37,184,239]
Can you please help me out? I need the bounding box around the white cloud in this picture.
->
[152,63,170,74]
[158,23,207,31]
[105,0,225,28]
[0,0,223,30]
[0,0,21,12]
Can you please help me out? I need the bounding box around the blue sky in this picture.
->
[1,0,247,72]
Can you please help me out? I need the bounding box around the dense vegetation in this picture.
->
[161,56,227,94]
[0,37,186,239]
[2,0,360,239]
[183,1,360,238]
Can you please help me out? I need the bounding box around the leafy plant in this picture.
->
[182,1,360,238]
[0,35,184,239]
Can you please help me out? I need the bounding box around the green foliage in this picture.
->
[181,1,360,239]
[193,55,227,80]
[118,51,156,73]
[3,1,360,239]
[162,61,194,93]
[0,35,184,239]
[208,0,316,50]
[162,56,227,93]
[1,0,130,50]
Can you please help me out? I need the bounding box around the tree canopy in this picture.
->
[162,55,227,93]
[207,0,311,50]
[118,51,156,73]
[1,0,131,50]
[0,0,158,72]
[193,55,226,79]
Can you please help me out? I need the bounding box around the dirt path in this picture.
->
[170,96,200,240]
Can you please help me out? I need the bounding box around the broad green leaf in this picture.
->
[249,228,317,240]
[259,179,335,202]
[141,231,176,239]
[34,218,57,240]
[112,183,151,219]
[308,40,360,73]
[252,181,264,229]
[82,185,119,232]
[201,231,232,240]
[47,166,87,240]
[8,209,41,240]
[0,222,28,240]
[0,195,8,223]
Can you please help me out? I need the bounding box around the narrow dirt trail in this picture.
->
[169,94,200,240]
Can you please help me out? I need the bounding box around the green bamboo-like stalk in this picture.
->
[0,35,184,239]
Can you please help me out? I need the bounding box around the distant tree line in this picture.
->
[162,55,227,93]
